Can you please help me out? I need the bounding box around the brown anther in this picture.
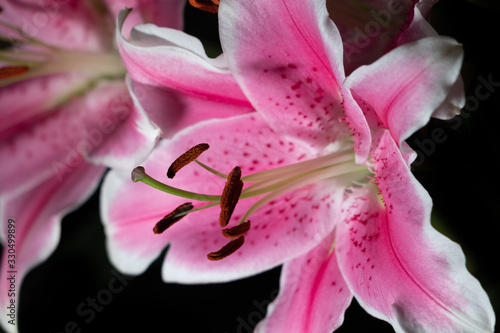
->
[222,221,251,239]
[0,66,29,80]
[207,236,245,261]
[153,202,194,234]
[219,166,243,227]
[189,0,219,13]
[167,143,209,179]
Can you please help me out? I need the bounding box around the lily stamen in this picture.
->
[194,160,228,179]
[167,143,210,178]
[219,166,244,227]
[222,221,251,239]
[240,146,355,182]
[153,202,194,234]
[133,143,368,260]
[240,159,362,196]
[207,236,245,261]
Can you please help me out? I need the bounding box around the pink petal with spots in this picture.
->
[343,37,464,154]
[105,0,185,39]
[0,0,109,51]
[0,161,104,333]
[335,131,495,332]
[338,86,372,164]
[336,3,442,164]
[116,10,253,136]
[255,232,352,333]
[219,0,346,149]
[341,86,415,165]
[163,176,342,283]
[328,0,418,75]
[102,113,344,281]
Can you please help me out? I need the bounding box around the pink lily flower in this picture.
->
[0,1,184,332]
[102,1,494,332]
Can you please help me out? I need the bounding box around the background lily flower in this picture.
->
[101,0,495,331]
[0,1,184,332]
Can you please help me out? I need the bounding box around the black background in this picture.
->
[4,0,500,332]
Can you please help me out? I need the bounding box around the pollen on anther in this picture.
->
[153,202,194,234]
[219,166,244,227]
[167,143,209,178]
[207,236,245,261]
[222,221,251,238]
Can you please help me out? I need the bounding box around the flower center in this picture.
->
[132,143,369,260]
[0,18,126,108]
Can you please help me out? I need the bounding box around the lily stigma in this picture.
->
[0,16,126,109]
[132,142,369,260]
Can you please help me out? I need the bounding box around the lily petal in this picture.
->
[105,0,185,38]
[219,0,346,149]
[0,161,104,333]
[343,36,464,153]
[336,131,495,332]
[116,9,253,136]
[417,0,440,19]
[395,8,465,119]
[432,75,465,120]
[256,232,352,333]
[0,73,94,142]
[396,6,437,44]
[338,86,372,164]
[0,81,157,195]
[102,113,343,281]
[0,0,109,51]
[83,78,160,170]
